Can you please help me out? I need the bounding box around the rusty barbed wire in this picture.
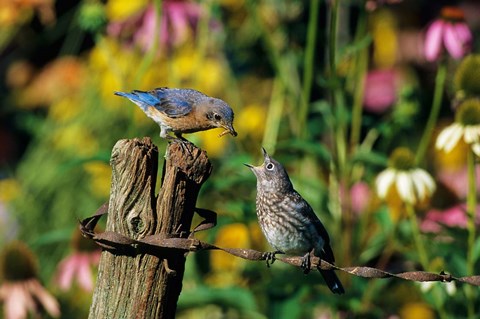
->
[80,203,480,287]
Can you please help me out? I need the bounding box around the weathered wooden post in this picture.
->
[88,137,212,318]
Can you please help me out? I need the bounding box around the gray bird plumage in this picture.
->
[245,148,345,294]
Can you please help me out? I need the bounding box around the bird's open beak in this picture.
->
[244,163,257,176]
[244,148,269,172]
[218,124,237,137]
[261,147,270,161]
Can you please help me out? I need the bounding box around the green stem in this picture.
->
[406,203,448,319]
[246,0,291,95]
[133,0,162,87]
[405,203,429,269]
[415,63,447,165]
[298,0,319,139]
[262,78,285,153]
[328,0,339,77]
[327,0,351,269]
[466,149,477,318]
[349,10,368,151]
[193,0,211,88]
[327,0,347,173]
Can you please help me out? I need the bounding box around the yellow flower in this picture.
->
[0,179,20,202]
[88,39,132,106]
[248,222,267,251]
[371,9,398,68]
[375,148,436,205]
[83,162,112,198]
[236,104,267,140]
[51,124,99,157]
[399,302,434,319]
[105,0,148,21]
[210,223,250,273]
[48,96,82,123]
[195,59,227,96]
[193,129,230,158]
[88,37,168,108]
[170,46,226,95]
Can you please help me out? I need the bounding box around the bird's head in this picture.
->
[244,148,293,193]
[205,98,237,137]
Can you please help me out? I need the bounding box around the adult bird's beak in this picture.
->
[219,124,237,137]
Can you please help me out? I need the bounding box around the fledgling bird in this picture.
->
[114,87,237,140]
[245,148,345,294]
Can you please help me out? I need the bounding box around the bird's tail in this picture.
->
[114,90,159,112]
[319,269,345,294]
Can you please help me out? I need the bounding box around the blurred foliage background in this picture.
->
[1,0,480,318]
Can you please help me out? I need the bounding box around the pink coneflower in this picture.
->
[341,182,372,215]
[55,228,101,292]
[0,241,60,319]
[363,69,398,113]
[421,204,480,233]
[135,0,203,50]
[108,0,216,52]
[437,166,480,199]
[56,251,101,292]
[424,7,472,62]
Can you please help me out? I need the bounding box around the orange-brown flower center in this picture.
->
[0,241,37,281]
[441,7,465,21]
[388,147,416,171]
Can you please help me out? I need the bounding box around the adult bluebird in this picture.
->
[114,87,237,140]
[245,148,345,294]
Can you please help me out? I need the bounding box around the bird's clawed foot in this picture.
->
[262,250,284,268]
[301,252,312,274]
[166,134,194,157]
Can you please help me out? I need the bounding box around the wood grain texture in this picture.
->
[88,138,211,319]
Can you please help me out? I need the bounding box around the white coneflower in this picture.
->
[375,147,436,204]
[436,98,480,156]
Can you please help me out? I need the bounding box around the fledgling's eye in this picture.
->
[266,163,274,171]
[214,113,222,121]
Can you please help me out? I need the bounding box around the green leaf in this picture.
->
[29,227,73,247]
[276,139,331,163]
[269,286,309,319]
[338,34,373,60]
[352,149,388,167]
[472,236,480,263]
[177,286,264,318]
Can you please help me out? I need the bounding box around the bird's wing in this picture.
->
[149,88,205,118]
[291,191,335,262]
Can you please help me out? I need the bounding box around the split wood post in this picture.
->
[88,137,212,319]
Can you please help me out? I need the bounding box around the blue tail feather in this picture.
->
[114,91,160,111]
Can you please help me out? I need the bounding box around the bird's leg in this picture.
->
[301,251,312,274]
[262,250,284,268]
[163,131,193,157]
[174,132,190,143]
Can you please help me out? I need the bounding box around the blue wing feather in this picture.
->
[115,88,198,118]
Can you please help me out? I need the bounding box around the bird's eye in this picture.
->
[214,113,222,121]
[266,163,274,171]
